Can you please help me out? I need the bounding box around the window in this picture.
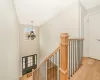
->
[23,58,25,69]
[24,27,36,40]
[28,56,33,67]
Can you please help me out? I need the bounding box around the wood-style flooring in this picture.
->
[21,57,100,80]
[70,57,100,80]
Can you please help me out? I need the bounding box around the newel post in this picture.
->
[60,33,69,80]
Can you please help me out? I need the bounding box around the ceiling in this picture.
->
[14,0,100,26]
[81,0,100,9]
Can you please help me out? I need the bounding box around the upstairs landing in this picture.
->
[70,57,100,80]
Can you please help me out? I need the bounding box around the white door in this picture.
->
[89,13,100,60]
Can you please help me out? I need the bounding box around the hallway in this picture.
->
[71,58,100,80]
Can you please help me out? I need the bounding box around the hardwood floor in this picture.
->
[21,58,100,80]
[70,58,100,80]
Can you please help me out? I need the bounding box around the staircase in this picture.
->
[47,60,57,80]
[20,33,84,80]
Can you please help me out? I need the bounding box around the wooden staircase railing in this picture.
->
[32,46,60,80]
[32,33,69,80]
[68,38,84,79]
[20,33,84,80]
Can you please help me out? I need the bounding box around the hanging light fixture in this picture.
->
[28,21,36,40]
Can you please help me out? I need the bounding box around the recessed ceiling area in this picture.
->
[81,0,100,9]
[14,0,100,26]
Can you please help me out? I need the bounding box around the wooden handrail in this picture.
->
[45,46,60,61]
[32,46,60,73]
[68,38,84,40]
[32,33,76,80]
[32,59,46,73]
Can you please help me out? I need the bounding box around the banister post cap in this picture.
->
[60,33,69,38]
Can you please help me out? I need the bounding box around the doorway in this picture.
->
[89,12,100,60]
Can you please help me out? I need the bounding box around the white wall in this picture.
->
[79,2,87,37]
[0,0,19,80]
[79,2,87,57]
[39,1,80,61]
[19,24,39,76]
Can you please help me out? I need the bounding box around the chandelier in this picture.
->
[27,21,36,40]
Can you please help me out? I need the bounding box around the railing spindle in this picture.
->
[71,40,73,76]
[82,41,83,57]
[77,40,80,68]
[68,38,84,79]
[53,56,54,80]
[59,50,60,80]
[77,40,79,69]
[75,40,76,71]
[79,40,81,67]
[73,40,75,74]
[68,40,70,79]
[73,40,74,74]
